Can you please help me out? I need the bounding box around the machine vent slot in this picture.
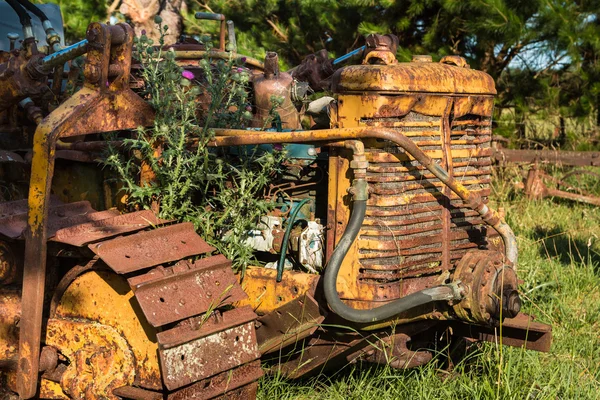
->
[357,112,495,290]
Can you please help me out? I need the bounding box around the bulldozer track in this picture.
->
[0,197,263,399]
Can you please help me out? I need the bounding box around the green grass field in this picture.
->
[257,168,600,400]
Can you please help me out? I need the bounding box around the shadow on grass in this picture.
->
[532,226,600,274]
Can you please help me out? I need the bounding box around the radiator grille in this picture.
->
[358,112,495,286]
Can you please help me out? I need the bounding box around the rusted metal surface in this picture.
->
[0,197,62,219]
[252,52,300,130]
[0,289,20,364]
[493,147,600,167]
[236,267,320,314]
[38,346,59,373]
[0,241,19,284]
[452,250,520,324]
[0,201,117,240]
[112,386,162,400]
[210,49,513,327]
[267,331,373,379]
[52,210,166,247]
[358,333,432,369]
[331,56,496,94]
[89,222,212,274]
[18,22,155,397]
[453,313,552,352]
[256,294,325,354]
[211,125,512,303]
[45,318,136,400]
[157,306,260,390]
[129,255,247,327]
[518,166,600,207]
[167,360,263,400]
[0,48,47,113]
[53,269,162,390]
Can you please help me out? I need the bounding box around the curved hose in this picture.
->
[211,127,518,267]
[5,0,32,33]
[323,200,461,324]
[16,0,49,23]
[276,198,311,282]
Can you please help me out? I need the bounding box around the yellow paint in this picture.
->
[46,318,135,399]
[329,60,495,330]
[39,379,69,399]
[237,267,319,314]
[53,270,162,390]
[0,290,19,361]
[332,61,496,94]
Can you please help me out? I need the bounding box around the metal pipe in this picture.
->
[5,0,34,39]
[210,127,518,266]
[322,199,461,323]
[276,198,311,282]
[333,45,366,65]
[38,39,88,74]
[319,139,461,323]
[173,50,264,70]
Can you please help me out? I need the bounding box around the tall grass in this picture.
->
[258,169,600,399]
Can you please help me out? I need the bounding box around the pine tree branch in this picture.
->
[266,18,288,42]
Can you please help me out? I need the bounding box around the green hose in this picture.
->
[276,198,311,282]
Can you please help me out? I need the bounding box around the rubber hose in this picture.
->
[276,198,311,282]
[6,0,32,28]
[16,0,49,22]
[323,199,459,323]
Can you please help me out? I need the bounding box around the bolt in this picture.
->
[39,346,58,372]
[502,289,521,319]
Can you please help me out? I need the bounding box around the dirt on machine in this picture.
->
[0,3,551,399]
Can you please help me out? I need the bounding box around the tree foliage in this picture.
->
[41,0,600,143]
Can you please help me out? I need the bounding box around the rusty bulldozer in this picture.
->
[0,4,551,400]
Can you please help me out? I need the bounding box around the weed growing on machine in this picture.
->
[104,19,284,273]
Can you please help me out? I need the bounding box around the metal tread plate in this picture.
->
[128,254,247,327]
[0,196,64,217]
[53,210,168,247]
[89,222,212,274]
[167,360,263,400]
[0,201,118,239]
[157,306,260,390]
[256,294,325,355]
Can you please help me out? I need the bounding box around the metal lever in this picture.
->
[194,12,226,51]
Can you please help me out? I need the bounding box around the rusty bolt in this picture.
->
[39,346,58,372]
[502,289,521,319]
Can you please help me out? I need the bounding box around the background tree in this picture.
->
[38,0,600,148]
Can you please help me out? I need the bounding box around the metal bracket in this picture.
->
[17,23,155,398]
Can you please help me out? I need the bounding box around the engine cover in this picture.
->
[328,53,501,311]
